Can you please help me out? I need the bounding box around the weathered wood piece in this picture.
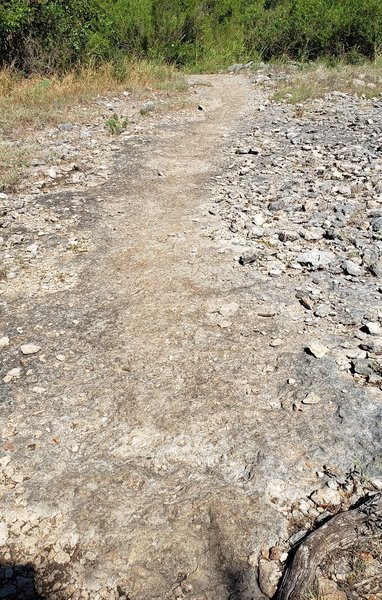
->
[276,493,382,600]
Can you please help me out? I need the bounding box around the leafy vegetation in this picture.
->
[105,112,129,134]
[1,0,382,74]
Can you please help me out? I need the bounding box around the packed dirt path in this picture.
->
[2,75,266,600]
[1,73,381,600]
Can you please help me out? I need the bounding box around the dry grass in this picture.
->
[0,141,34,191]
[0,60,187,191]
[273,62,382,104]
[0,61,187,133]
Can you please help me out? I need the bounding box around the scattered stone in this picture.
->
[26,243,38,254]
[20,343,41,355]
[341,259,362,276]
[3,367,22,382]
[235,147,260,155]
[239,252,257,265]
[311,486,341,506]
[296,250,334,270]
[258,558,283,598]
[269,546,283,561]
[306,341,329,359]
[302,391,321,405]
[141,100,156,113]
[54,550,71,565]
[0,336,10,348]
[314,304,331,318]
[0,522,8,545]
[370,260,382,277]
[352,358,373,377]
[359,339,382,354]
[365,321,381,336]
[228,62,253,73]
[279,231,299,242]
[253,213,266,226]
[247,225,264,239]
[299,296,315,310]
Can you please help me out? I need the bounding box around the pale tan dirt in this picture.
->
[2,74,271,600]
[1,74,380,600]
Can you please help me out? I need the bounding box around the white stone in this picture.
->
[366,321,381,336]
[219,302,239,318]
[253,214,266,226]
[0,336,9,348]
[3,367,21,382]
[307,340,329,358]
[21,343,41,355]
[54,550,71,564]
[302,392,321,405]
[26,243,38,254]
[311,486,341,506]
[0,523,9,545]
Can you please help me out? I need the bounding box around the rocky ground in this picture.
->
[0,69,381,600]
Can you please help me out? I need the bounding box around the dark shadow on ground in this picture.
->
[208,511,267,600]
[0,563,42,599]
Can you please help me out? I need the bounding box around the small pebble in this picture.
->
[302,392,321,405]
[3,367,21,383]
[307,341,329,358]
[20,343,41,355]
[0,336,10,349]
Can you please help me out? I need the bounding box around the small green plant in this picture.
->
[14,252,26,268]
[67,238,89,253]
[105,113,129,134]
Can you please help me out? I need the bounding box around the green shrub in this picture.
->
[1,0,382,73]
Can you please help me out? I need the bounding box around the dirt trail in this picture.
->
[2,75,269,599]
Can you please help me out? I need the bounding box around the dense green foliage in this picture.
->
[1,0,382,72]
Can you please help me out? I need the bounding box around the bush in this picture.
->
[1,0,382,73]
